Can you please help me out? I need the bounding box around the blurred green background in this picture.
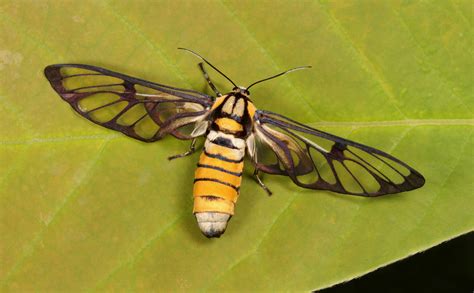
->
[0,0,472,291]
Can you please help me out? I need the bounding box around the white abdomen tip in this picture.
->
[195,212,231,238]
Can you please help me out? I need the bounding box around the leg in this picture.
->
[199,62,222,97]
[253,168,272,196]
[168,138,197,160]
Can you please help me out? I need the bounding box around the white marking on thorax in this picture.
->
[207,130,246,149]
[222,96,235,114]
[233,98,245,117]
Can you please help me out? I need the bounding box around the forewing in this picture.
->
[254,110,425,196]
[44,64,214,142]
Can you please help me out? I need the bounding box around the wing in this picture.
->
[253,110,425,196]
[44,64,214,142]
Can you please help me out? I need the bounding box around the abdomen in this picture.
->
[193,130,245,237]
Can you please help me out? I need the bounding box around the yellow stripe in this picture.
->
[210,96,226,111]
[193,180,238,202]
[193,196,234,215]
[195,167,242,187]
[198,153,244,174]
[215,117,243,132]
[204,143,243,161]
[247,102,256,120]
[193,145,245,217]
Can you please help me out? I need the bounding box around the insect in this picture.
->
[45,48,425,238]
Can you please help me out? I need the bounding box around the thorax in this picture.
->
[209,93,256,139]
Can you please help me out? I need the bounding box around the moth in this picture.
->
[44,48,425,238]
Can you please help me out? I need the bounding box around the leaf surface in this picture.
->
[0,0,472,291]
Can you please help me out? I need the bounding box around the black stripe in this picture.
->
[199,195,223,201]
[203,150,244,163]
[194,178,239,191]
[197,163,243,177]
[211,136,239,149]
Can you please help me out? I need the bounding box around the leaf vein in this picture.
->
[101,0,194,88]
[0,138,112,288]
[390,3,473,115]
[93,212,187,290]
[318,2,408,119]
[399,129,472,242]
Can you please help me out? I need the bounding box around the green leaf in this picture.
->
[1,0,472,291]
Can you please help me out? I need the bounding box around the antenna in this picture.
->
[246,66,311,90]
[178,48,238,88]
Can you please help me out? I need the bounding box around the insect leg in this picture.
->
[199,62,222,97]
[168,138,197,160]
[253,168,273,196]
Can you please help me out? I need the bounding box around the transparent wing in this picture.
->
[44,64,214,142]
[254,110,425,196]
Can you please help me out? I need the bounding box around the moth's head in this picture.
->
[232,86,250,96]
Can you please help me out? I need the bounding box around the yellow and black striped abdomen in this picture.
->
[193,130,245,216]
[192,94,253,237]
